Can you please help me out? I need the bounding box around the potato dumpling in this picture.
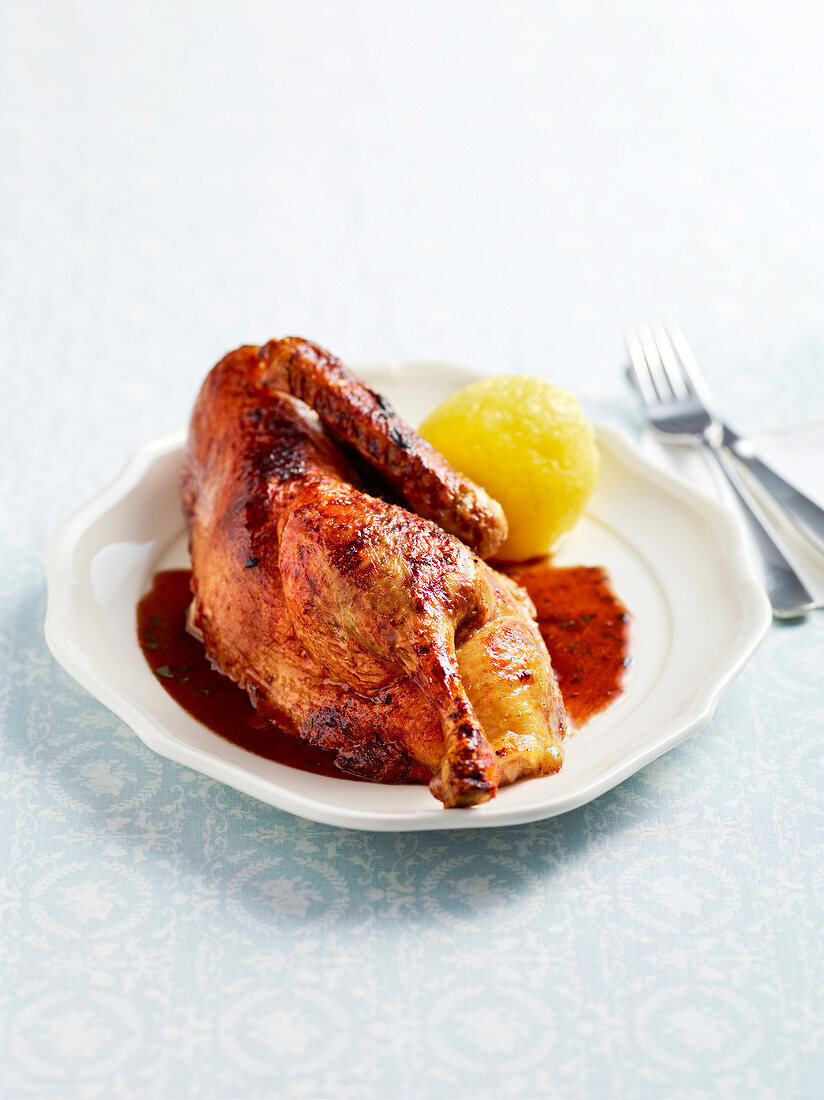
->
[419,375,599,561]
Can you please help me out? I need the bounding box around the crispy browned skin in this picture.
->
[181,343,567,807]
[258,337,508,559]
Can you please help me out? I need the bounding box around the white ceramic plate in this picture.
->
[45,361,771,831]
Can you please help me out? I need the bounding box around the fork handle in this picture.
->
[702,443,817,618]
[722,426,824,560]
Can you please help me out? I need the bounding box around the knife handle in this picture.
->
[702,443,816,618]
[725,434,824,560]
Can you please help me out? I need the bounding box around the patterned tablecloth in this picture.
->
[2,2,823,1097]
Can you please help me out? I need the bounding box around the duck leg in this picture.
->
[277,480,500,806]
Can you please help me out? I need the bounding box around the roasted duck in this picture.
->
[181,338,567,806]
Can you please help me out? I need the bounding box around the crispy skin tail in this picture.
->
[426,682,500,807]
[402,637,500,808]
[429,731,499,807]
[258,337,508,559]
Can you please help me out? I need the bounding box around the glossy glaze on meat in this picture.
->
[258,337,508,559]
[180,341,567,806]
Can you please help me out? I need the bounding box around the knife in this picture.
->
[721,424,824,560]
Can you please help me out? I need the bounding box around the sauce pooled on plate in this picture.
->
[137,563,631,780]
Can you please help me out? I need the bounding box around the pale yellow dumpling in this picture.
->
[419,375,599,561]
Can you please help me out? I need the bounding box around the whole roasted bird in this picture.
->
[181,338,567,807]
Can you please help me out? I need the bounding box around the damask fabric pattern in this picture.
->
[3,0,824,1096]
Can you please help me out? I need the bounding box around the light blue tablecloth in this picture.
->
[2,2,823,1096]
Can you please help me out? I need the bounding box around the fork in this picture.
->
[625,323,817,619]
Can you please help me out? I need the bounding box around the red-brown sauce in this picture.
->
[503,561,632,725]
[136,570,359,781]
[137,563,631,780]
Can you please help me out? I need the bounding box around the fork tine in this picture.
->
[652,325,692,398]
[624,327,659,405]
[665,322,715,408]
[637,323,676,400]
